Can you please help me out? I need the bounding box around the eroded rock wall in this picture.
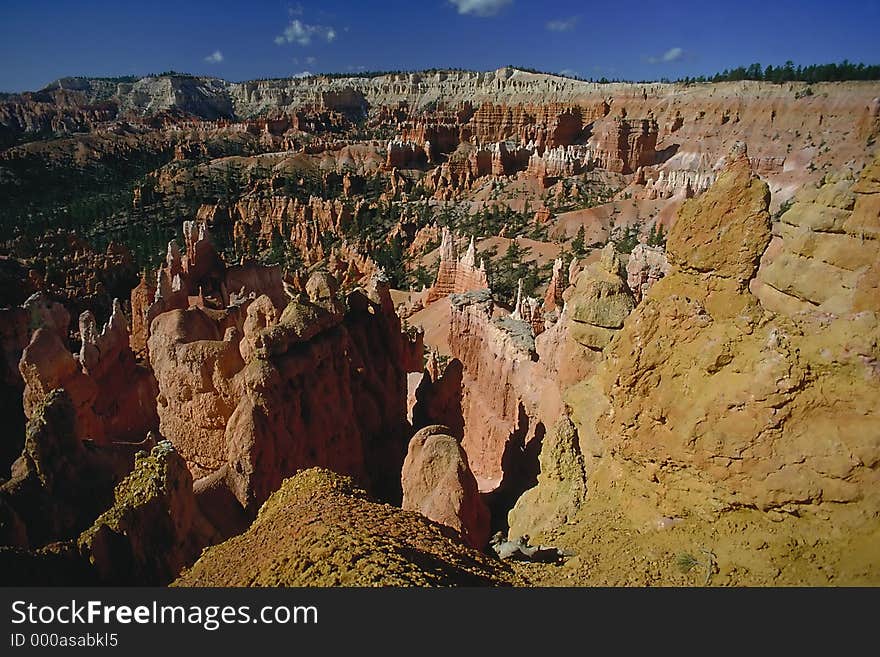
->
[149,270,423,510]
[566,145,880,519]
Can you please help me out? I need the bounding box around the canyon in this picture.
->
[0,68,878,586]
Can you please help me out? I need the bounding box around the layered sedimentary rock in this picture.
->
[2,66,879,588]
[6,72,877,208]
[401,425,490,549]
[397,109,463,163]
[465,103,592,148]
[0,88,117,146]
[426,228,489,303]
[426,140,602,196]
[753,156,880,315]
[568,145,880,518]
[589,113,658,174]
[174,468,512,586]
[226,274,421,508]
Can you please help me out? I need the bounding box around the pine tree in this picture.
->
[571,225,586,257]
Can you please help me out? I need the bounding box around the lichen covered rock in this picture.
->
[78,440,212,585]
[0,390,144,549]
[508,415,587,541]
[174,468,512,587]
[565,243,635,350]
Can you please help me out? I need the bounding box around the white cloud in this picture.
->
[204,50,224,64]
[647,47,684,64]
[291,71,312,78]
[546,16,578,32]
[306,56,317,66]
[559,69,579,78]
[449,0,512,17]
[275,19,337,46]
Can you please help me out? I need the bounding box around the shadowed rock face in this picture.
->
[0,293,69,469]
[173,468,512,587]
[78,440,215,585]
[401,425,490,550]
[411,357,465,439]
[0,390,149,550]
[508,416,587,541]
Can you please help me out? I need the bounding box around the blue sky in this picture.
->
[2,0,878,92]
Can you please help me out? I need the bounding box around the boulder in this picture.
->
[401,425,490,549]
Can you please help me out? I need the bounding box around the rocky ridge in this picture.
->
[174,468,512,586]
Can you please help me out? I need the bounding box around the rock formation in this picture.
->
[565,244,635,350]
[753,156,880,315]
[2,65,880,587]
[447,290,540,494]
[508,415,587,541]
[149,268,423,510]
[173,468,512,587]
[0,293,70,467]
[625,243,670,304]
[590,113,659,174]
[567,144,880,517]
[19,300,158,445]
[401,425,490,549]
[0,390,148,549]
[78,440,213,585]
[411,356,465,438]
[542,258,566,312]
[425,228,489,303]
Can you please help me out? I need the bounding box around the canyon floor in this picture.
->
[1,68,878,586]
